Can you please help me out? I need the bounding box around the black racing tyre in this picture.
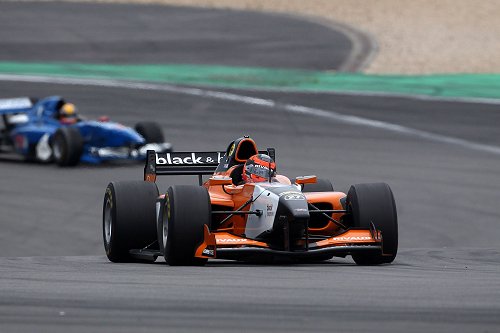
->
[135,121,164,143]
[162,185,211,266]
[103,181,159,262]
[52,127,83,166]
[300,178,334,192]
[347,183,398,265]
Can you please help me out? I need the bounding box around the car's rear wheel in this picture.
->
[162,185,211,266]
[52,127,83,166]
[347,182,398,265]
[103,181,158,262]
[301,178,334,192]
[135,121,164,143]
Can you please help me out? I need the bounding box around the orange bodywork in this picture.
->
[144,143,385,262]
[194,171,382,260]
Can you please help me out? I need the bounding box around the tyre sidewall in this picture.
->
[52,127,83,166]
[135,122,164,143]
[103,183,121,262]
[163,185,211,266]
[348,183,398,264]
[103,181,159,262]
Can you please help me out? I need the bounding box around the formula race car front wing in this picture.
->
[194,226,383,261]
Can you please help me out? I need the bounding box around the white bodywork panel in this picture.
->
[245,184,280,239]
[35,133,52,162]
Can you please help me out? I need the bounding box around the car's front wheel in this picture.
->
[347,182,398,265]
[162,185,211,266]
[135,121,164,143]
[52,127,83,166]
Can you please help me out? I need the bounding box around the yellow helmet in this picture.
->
[60,103,77,117]
[58,103,79,124]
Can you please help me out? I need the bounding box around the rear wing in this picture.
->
[0,97,34,115]
[144,149,276,184]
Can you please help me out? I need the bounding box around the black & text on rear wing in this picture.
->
[144,149,275,184]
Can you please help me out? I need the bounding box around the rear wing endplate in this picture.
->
[144,148,276,184]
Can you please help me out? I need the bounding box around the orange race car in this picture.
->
[102,136,398,265]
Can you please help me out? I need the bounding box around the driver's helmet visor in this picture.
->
[245,163,276,179]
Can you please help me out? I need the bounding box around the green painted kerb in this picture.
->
[1,61,499,100]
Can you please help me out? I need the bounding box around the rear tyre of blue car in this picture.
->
[52,127,83,166]
[162,185,211,266]
[135,122,164,143]
[347,183,398,265]
[103,181,158,262]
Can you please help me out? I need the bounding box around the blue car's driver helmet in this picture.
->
[58,103,79,124]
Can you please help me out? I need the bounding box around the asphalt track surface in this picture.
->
[1,2,500,333]
[0,1,352,70]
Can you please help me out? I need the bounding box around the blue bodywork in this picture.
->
[0,96,169,164]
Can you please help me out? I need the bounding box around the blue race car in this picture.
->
[0,96,172,166]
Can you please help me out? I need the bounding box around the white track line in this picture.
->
[227,85,500,106]
[1,74,500,156]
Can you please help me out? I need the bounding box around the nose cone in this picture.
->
[115,126,145,145]
[277,193,310,222]
[86,121,145,147]
[101,122,146,146]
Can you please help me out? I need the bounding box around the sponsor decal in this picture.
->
[255,164,269,170]
[278,191,305,201]
[266,204,275,217]
[106,187,113,206]
[228,143,235,157]
[166,195,171,220]
[284,193,305,201]
[332,236,373,241]
[156,152,224,165]
[218,238,249,243]
[202,248,214,257]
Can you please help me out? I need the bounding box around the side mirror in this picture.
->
[295,175,317,185]
[208,176,233,186]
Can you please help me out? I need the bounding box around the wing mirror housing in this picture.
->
[208,176,233,186]
[295,175,317,185]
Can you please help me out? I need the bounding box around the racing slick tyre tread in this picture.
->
[300,178,334,192]
[52,127,83,166]
[135,122,164,143]
[163,185,211,266]
[347,183,398,265]
[103,181,159,263]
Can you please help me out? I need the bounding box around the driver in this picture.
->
[58,102,80,124]
[242,154,276,183]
